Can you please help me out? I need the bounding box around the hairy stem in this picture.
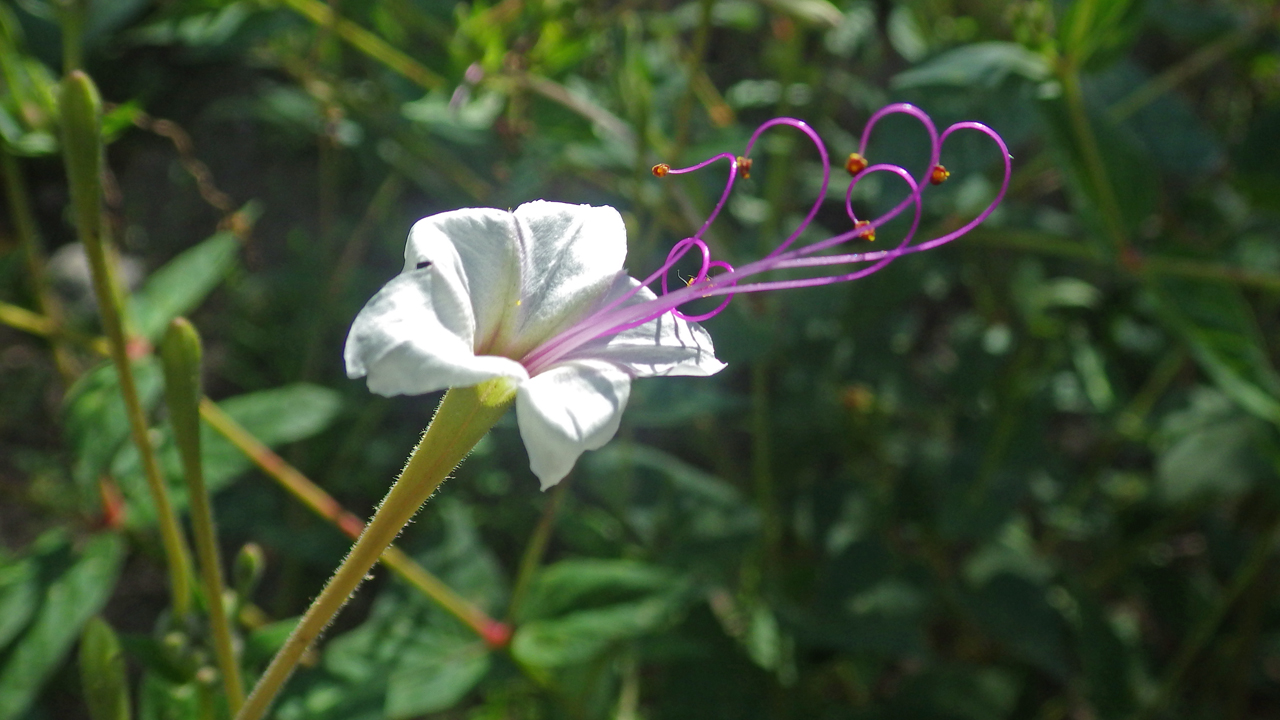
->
[199,398,509,646]
[235,380,516,720]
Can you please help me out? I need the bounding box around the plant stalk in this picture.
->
[198,397,510,646]
[235,380,516,720]
[60,70,195,617]
[162,319,246,711]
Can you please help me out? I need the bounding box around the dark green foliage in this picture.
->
[4,0,1280,719]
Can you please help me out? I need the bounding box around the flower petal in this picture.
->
[403,207,522,356]
[403,201,628,359]
[566,275,726,377]
[516,359,631,489]
[345,269,527,396]
[498,201,628,357]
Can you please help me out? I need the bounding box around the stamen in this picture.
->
[519,106,1010,376]
[845,152,868,176]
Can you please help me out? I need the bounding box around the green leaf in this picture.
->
[1059,0,1145,69]
[511,590,687,668]
[893,42,1051,90]
[517,558,680,622]
[0,533,125,720]
[1153,279,1280,424]
[1155,387,1265,503]
[112,383,342,526]
[0,558,37,650]
[64,358,164,487]
[128,232,239,342]
[79,617,132,720]
[385,635,490,718]
[1070,588,1137,719]
[962,574,1071,678]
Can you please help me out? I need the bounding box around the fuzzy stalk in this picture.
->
[162,319,245,711]
[235,379,517,720]
[60,70,195,616]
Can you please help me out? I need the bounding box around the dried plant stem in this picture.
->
[235,380,516,720]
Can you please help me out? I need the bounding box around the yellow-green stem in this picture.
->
[235,380,516,720]
[0,149,78,381]
[1059,67,1130,255]
[198,397,507,644]
[507,478,569,620]
[60,70,195,617]
[278,0,443,90]
[163,319,245,711]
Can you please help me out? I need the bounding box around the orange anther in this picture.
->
[652,163,670,177]
[855,220,875,241]
[736,156,752,179]
[845,152,868,176]
[929,164,950,185]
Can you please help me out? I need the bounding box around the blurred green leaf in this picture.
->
[511,590,688,668]
[128,232,239,342]
[385,634,490,719]
[893,42,1051,90]
[1155,387,1265,502]
[518,558,681,622]
[0,533,125,720]
[79,617,131,720]
[63,357,164,490]
[962,574,1070,678]
[1153,279,1280,424]
[0,559,37,650]
[1059,0,1146,69]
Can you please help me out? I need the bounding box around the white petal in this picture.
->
[516,359,631,490]
[345,270,527,396]
[403,207,522,355]
[403,202,628,359]
[566,275,726,377]
[499,201,627,356]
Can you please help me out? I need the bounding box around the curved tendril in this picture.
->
[521,108,1011,376]
[660,237,712,295]
[667,152,738,239]
[858,103,940,192]
[674,260,735,322]
[739,118,830,260]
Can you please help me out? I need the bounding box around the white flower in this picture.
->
[344,201,725,489]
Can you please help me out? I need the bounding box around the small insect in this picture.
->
[415,260,432,269]
[854,219,875,242]
[652,163,670,177]
[845,152,868,176]
[735,156,752,179]
[929,164,950,185]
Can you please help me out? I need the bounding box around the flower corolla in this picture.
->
[345,201,725,489]
[345,104,1010,489]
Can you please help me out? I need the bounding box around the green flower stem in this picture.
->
[235,379,517,720]
[277,0,443,90]
[60,70,195,617]
[198,397,511,646]
[507,477,569,620]
[1058,65,1131,256]
[1,149,79,382]
[57,0,86,72]
[161,319,246,713]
